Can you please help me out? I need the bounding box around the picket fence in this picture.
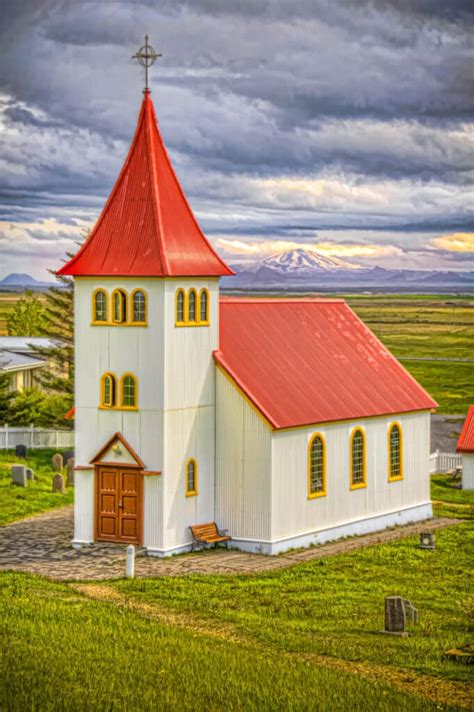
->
[0,425,74,450]
[429,449,462,474]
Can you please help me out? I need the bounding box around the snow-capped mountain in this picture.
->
[254,248,362,273]
[223,248,474,291]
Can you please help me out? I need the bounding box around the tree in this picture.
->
[0,358,15,425]
[8,388,44,426]
[7,290,47,336]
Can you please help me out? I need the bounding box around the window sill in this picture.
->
[350,482,367,491]
[388,475,404,483]
[99,406,139,412]
[91,322,148,327]
[175,322,210,328]
[186,491,198,498]
[308,491,326,499]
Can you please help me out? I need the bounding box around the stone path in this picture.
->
[0,506,462,581]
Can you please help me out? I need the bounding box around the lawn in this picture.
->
[0,449,73,526]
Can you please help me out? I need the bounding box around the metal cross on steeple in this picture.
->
[132,35,162,92]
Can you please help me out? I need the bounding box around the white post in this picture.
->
[30,424,34,448]
[5,424,8,450]
[125,545,135,578]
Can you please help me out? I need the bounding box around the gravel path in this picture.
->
[0,506,461,581]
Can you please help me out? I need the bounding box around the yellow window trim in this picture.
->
[185,457,198,497]
[175,287,210,327]
[130,288,148,326]
[388,421,404,482]
[111,288,128,324]
[100,371,117,408]
[91,288,110,325]
[350,426,367,490]
[308,432,327,499]
[120,372,138,411]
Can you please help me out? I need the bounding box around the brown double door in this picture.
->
[95,466,143,544]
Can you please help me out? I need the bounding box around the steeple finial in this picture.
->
[132,35,161,92]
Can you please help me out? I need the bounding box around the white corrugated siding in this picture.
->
[462,454,474,489]
[73,470,94,543]
[74,277,219,553]
[215,369,272,541]
[271,410,431,541]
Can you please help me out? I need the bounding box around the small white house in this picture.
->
[457,406,474,490]
[59,89,437,556]
[0,337,50,392]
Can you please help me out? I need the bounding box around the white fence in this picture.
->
[429,450,462,474]
[0,425,74,450]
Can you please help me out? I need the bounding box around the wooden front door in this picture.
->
[95,466,143,544]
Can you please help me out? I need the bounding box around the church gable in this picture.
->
[90,432,145,468]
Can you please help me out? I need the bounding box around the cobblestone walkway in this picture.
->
[0,506,461,581]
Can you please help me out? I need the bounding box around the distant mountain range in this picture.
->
[223,249,474,291]
[0,273,54,290]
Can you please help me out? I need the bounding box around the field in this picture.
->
[341,295,474,414]
[1,519,473,711]
[0,449,73,526]
[0,292,47,334]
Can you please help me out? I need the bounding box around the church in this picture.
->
[59,81,437,556]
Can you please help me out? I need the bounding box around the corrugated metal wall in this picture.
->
[463,454,474,490]
[271,411,431,541]
[215,369,272,541]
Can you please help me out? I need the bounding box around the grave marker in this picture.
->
[12,465,27,487]
[66,458,75,486]
[52,474,65,494]
[381,596,418,636]
[52,453,63,472]
[15,444,27,459]
[26,468,34,481]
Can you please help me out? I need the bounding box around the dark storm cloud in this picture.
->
[0,0,473,276]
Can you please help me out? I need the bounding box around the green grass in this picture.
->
[0,449,73,525]
[1,573,451,712]
[113,525,474,686]
[432,473,474,520]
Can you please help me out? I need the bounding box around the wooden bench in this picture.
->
[190,523,231,552]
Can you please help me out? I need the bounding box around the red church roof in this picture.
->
[457,406,474,453]
[214,298,437,430]
[59,91,233,277]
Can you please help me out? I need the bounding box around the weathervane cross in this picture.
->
[132,35,161,92]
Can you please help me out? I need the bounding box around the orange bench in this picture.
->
[190,522,231,551]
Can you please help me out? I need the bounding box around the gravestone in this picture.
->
[26,468,34,481]
[63,450,74,463]
[419,532,435,550]
[66,458,75,486]
[52,453,64,472]
[15,444,27,459]
[12,465,27,487]
[382,596,418,636]
[52,473,65,494]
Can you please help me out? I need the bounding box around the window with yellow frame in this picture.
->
[100,372,117,408]
[120,373,138,410]
[130,289,148,325]
[92,289,109,324]
[175,287,210,327]
[308,433,326,498]
[185,458,198,497]
[350,427,367,489]
[112,289,128,324]
[388,422,403,481]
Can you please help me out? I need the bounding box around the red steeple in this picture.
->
[59,91,233,277]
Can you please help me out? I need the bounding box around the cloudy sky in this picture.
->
[0,0,473,280]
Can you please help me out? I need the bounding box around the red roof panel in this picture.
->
[457,406,474,453]
[214,298,437,429]
[59,91,233,278]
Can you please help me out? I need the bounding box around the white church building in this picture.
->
[59,89,437,556]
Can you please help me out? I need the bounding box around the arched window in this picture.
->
[308,433,326,498]
[101,373,116,408]
[131,290,147,324]
[121,373,137,409]
[350,427,366,489]
[388,422,403,481]
[93,289,108,323]
[186,458,198,497]
[176,289,185,325]
[188,290,197,323]
[199,289,209,324]
[112,289,127,324]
